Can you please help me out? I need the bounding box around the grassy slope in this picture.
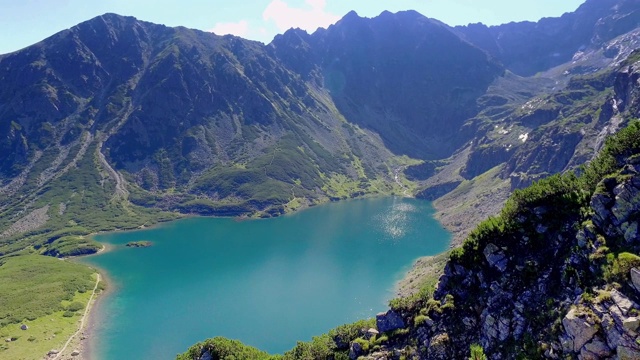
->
[0,255,100,359]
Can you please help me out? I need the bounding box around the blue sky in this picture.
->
[0,0,585,54]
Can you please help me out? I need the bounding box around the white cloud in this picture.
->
[209,20,250,37]
[263,0,340,33]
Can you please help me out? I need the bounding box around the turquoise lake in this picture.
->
[80,197,450,359]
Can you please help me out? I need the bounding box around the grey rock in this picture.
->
[71,350,81,356]
[611,181,640,225]
[591,193,613,229]
[483,313,498,340]
[563,308,598,352]
[453,264,467,275]
[376,310,405,333]
[603,315,624,349]
[483,243,508,272]
[624,221,638,242]
[581,337,611,359]
[623,317,640,332]
[611,289,634,315]
[20,324,27,330]
[617,345,640,360]
[536,223,548,234]
[462,317,475,329]
[631,267,640,293]
[560,334,574,353]
[349,341,363,360]
[199,350,212,360]
[498,317,511,342]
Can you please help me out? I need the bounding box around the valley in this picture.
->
[1,0,640,358]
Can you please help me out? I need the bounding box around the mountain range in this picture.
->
[3,0,640,257]
[2,0,640,358]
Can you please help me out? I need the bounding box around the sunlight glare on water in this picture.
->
[376,199,419,240]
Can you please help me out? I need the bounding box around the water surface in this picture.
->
[81,197,450,359]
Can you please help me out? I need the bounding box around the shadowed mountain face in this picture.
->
[456,0,640,76]
[271,11,504,159]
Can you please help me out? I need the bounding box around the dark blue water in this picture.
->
[81,197,450,359]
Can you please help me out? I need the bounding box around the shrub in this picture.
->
[414,315,429,326]
[469,343,487,360]
[66,301,84,312]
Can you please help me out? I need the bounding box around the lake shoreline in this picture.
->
[68,197,451,358]
[68,246,118,360]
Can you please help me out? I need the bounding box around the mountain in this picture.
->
[173,1,640,359]
[2,0,640,357]
[3,0,639,256]
[179,67,640,360]
[456,0,640,76]
[0,10,505,257]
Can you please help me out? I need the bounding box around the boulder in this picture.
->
[349,341,363,360]
[611,289,634,315]
[20,324,28,330]
[623,317,640,332]
[562,308,598,352]
[71,350,81,356]
[376,310,405,333]
[483,243,508,272]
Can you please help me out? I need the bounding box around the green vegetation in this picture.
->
[44,235,102,257]
[469,343,488,360]
[0,287,95,360]
[451,120,640,269]
[177,337,280,360]
[0,140,179,258]
[0,255,95,326]
[0,255,98,359]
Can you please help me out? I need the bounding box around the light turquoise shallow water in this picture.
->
[80,197,450,359]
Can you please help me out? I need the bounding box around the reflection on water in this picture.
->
[376,199,418,240]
